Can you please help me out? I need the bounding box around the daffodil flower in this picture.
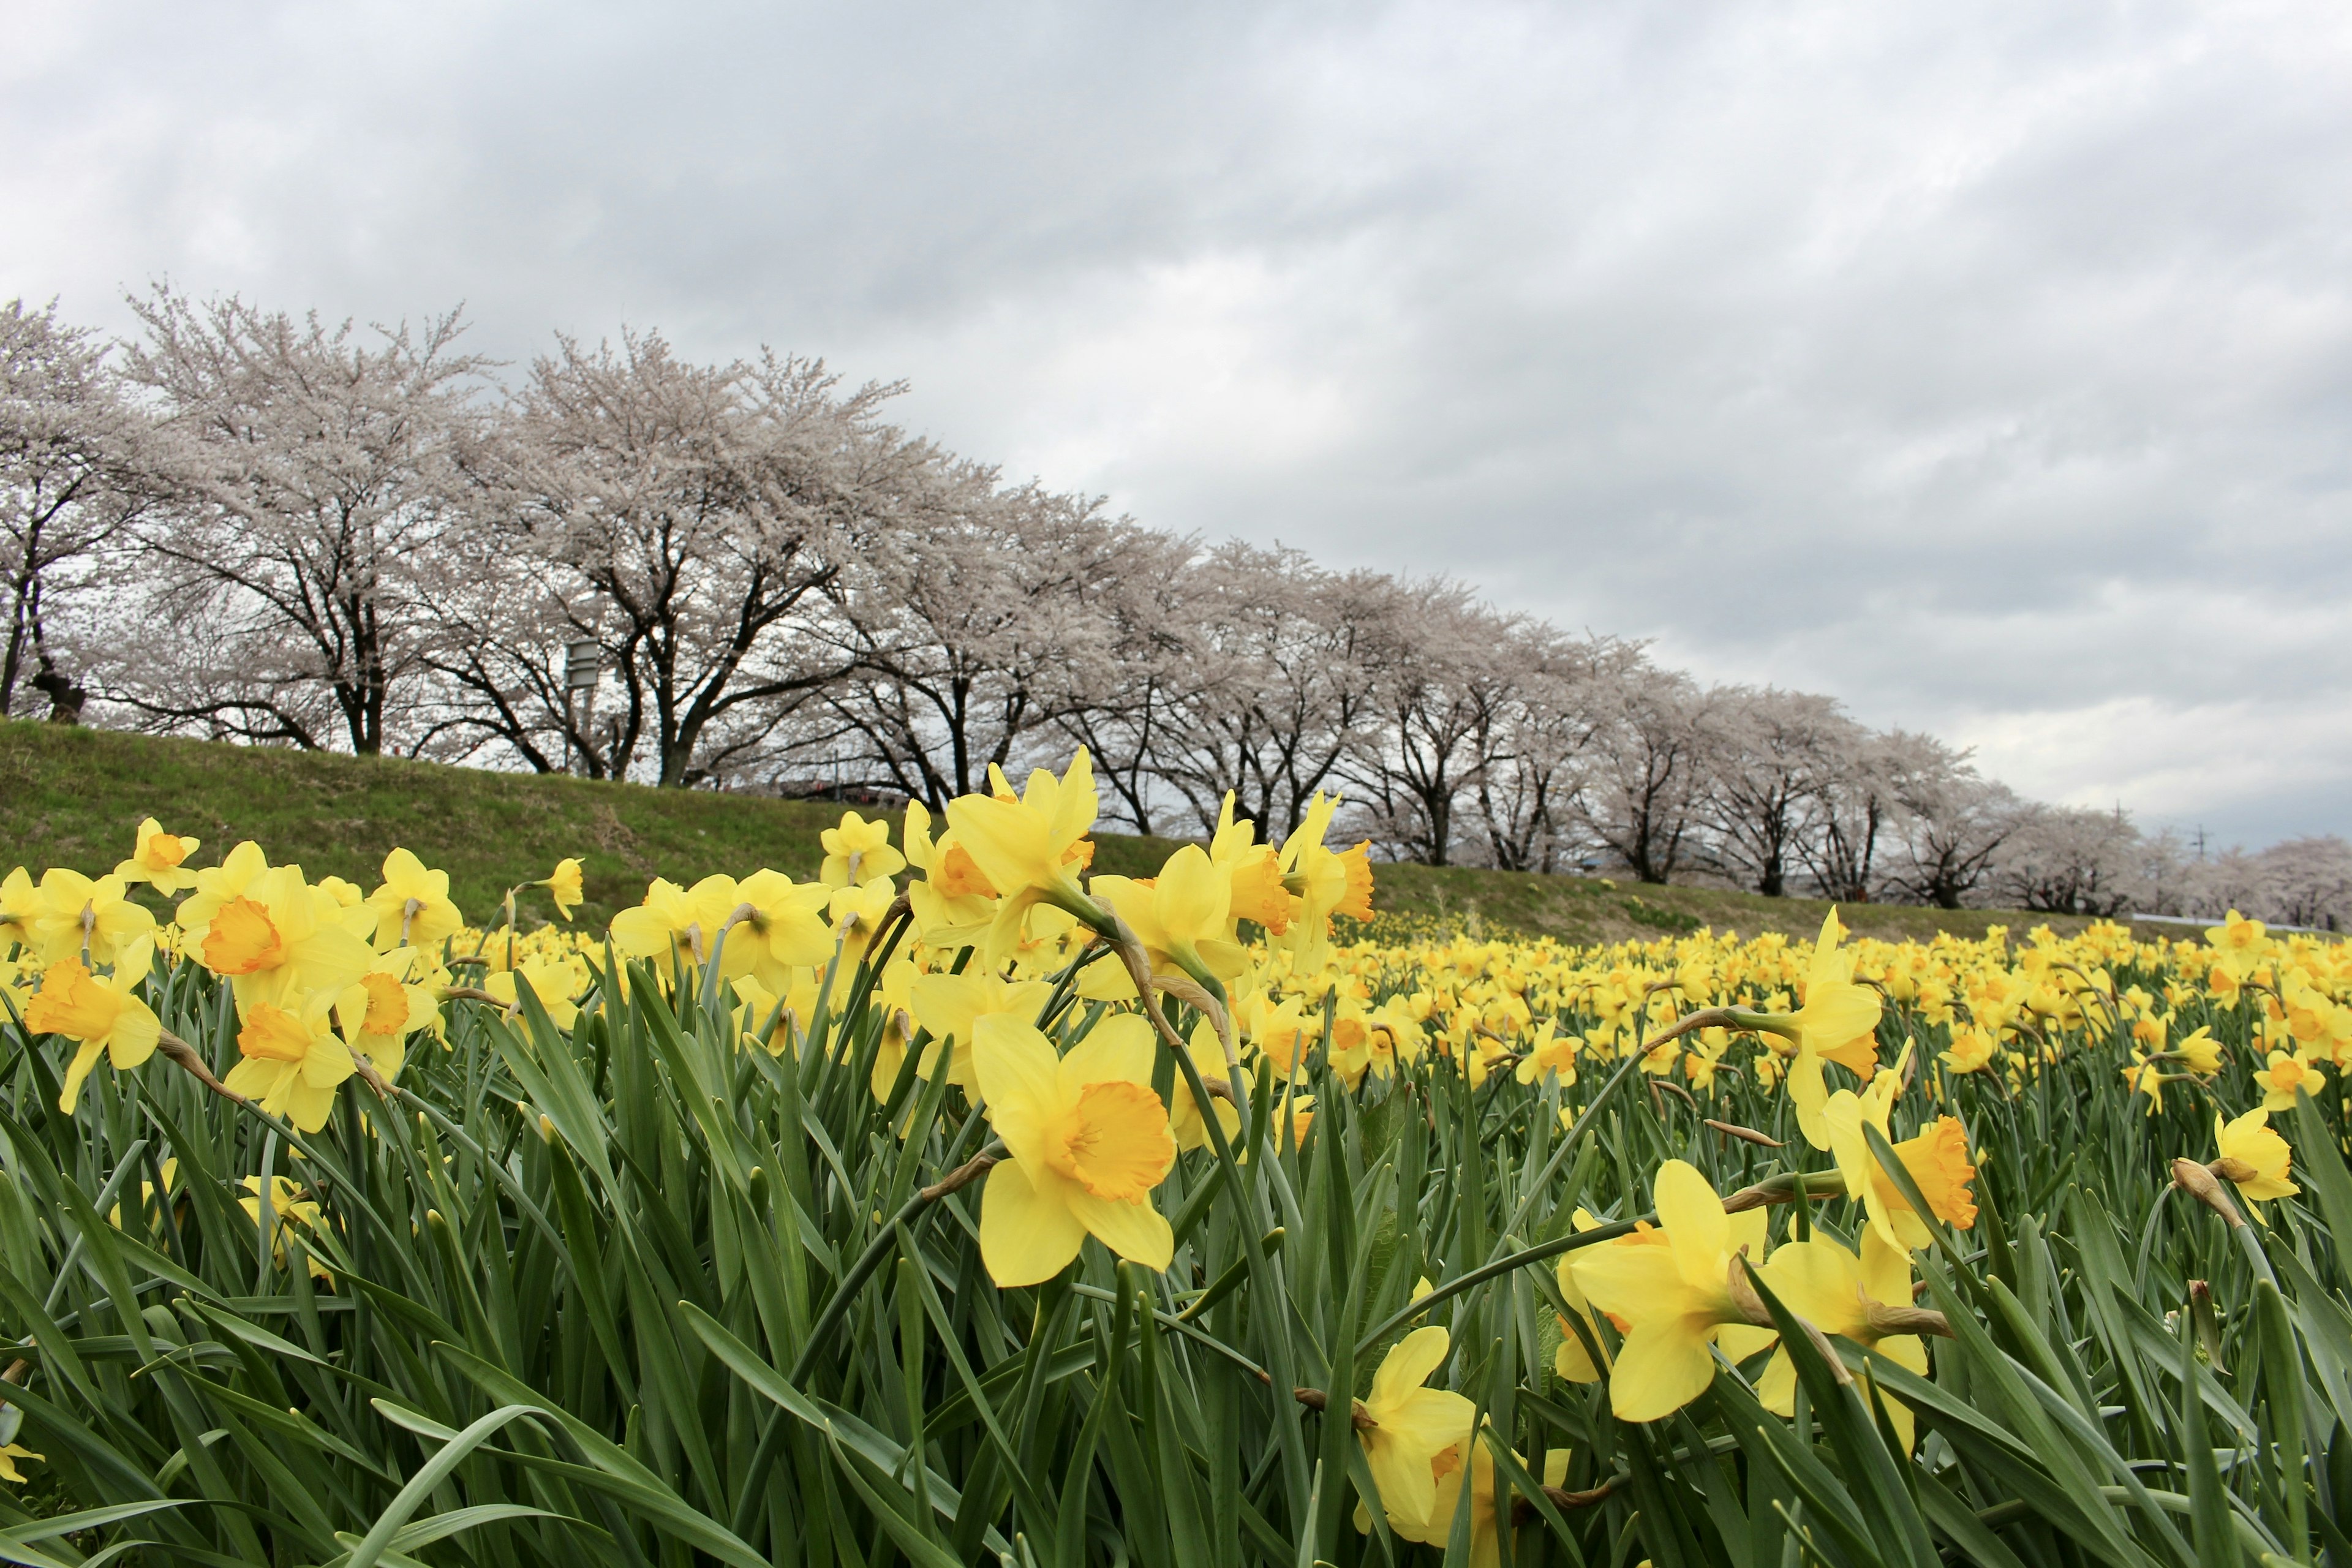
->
[2211,1106,2299,1221]
[335,949,442,1079]
[543,858,584,921]
[908,968,1052,1101]
[944,750,1105,962]
[1092,843,1250,990]
[31,869,156,967]
[181,853,375,1012]
[970,1012,1175,1286]
[1355,1326,1478,1538]
[24,937,162,1110]
[1822,1060,1978,1251]
[1755,1229,1930,1451]
[820,810,905,889]
[1569,1159,1777,1422]
[115,818,202,896]
[366,849,464,953]
[224,992,356,1133]
[2260,1049,2326,1113]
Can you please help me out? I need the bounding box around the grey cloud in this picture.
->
[4,0,2348,844]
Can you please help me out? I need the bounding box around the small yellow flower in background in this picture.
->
[1941,1026,1997,1074]
[1515,1020,1581,1087]
[366,849,464,952]
[971,1012,1175,1286]
[0,1442,41,1483]
[1355,1325,1477,1539]
[116,818,202,895]
[1755,1229,1928,1452]
[2212,1107,2299,1219]
[1783,910,1886,1150]
[483,955,587,1034]
[820,810,905,889]
[31,869,156,967]
[2261,1049,2326,1113]
[2204,909,2269,977]
[732,967,821,1055]
[239,1174,334,1284]
[544,858,584,921]
[1569,1160,1777,1422]
[25,937,163,1110]
[224,993,355,1133]
[2174,1025,2223,1074]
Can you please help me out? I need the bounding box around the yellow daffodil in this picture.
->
[732,967,820,1055]
[238,1174,334,1284]
[943,752,1104,962]
[544,858,584,921]
[24,938,162,1110]
[1356,1326,1478,1538]
[180,853,375,1012]
[725,869,837,983]
[1777,910,1885,1149]
[0,867,38,951]
[610,875,737,971]
[901,799,999,946]
[829,875,900,966]
[1940,1026,1997,1074]
[224,992,356,1133]
[2174,1025,2223,1074]
[2260,1049,2326,1112]
[908,969,1052,1101]
[1755,1229,1929,1452]
[2212,1107,2299,1219]
[334,951,439,1079]
[820,810,905,888]
[970,1012,1175,1286]
[484,954,587,1033]
[1208,793,1298,934]
[1822,1065,1978,1251]
[366,849,464,952]
[0,1443,41,1483]
[1569,1160,1776,1422]
[116,818,202,895]
[31,869,155,967]
[1093,844,1250,989]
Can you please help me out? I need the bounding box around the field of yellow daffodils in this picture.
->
[0,749,2347,1567]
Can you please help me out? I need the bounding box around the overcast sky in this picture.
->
[5,0,2348,846]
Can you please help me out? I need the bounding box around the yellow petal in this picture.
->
[978,1158,1087,1286]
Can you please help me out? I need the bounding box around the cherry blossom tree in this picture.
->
[100,287,483,753]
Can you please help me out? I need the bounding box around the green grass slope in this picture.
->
[0,719,2105,945]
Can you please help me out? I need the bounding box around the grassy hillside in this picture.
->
[0,719,2109,945]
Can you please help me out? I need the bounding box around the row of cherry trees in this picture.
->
[3,290,2337,920]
